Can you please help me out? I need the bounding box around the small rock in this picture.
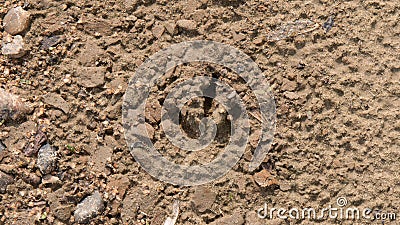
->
[3,6,30,35]
[0,88,30,121]
[1,34,25,58]
[42,174,61,185]
[297,62,306,70]
[192,186,216,213]
[25,128,47,156]
[281,78,297,92]
[76,67,106,88]
[0,171,14,193]
[40,35,64,50]
[22,172,41,186]
[37,144,57,174]
[0,141,6,154]
[152,24,165,38]
[323,16,334,33]
[306,111,313,120]
[0,164,15,174]
[74,191,104,224]
[176,19,197,30]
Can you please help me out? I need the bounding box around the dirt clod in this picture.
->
[152,24,165,39]
[76,67,106,88]
[192,186,217,213]
[253,169,278,188]
[281,78,297,92]
[176,19,197,30]
[42,93,70,114]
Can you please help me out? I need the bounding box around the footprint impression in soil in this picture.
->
[123,40,276,186]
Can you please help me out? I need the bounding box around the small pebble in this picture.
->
[42,174,61,185]
[0,88,29,120]
[40,35,63,50]
[74,191,104,223]
[306,111,313,120]
[76,67,106,88]
[323,16,335,33]
[1,34,25,58]
[3,6,30,35]
[279,182,291,192]
[297,62,306,70]
[37,144,57,174]
[0,141,6,153]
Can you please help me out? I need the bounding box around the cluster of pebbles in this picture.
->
[0,6,105,222]
[1,6,30,58]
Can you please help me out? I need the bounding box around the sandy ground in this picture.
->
[0,0,399,224]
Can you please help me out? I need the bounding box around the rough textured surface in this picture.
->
[0,1,399,224]
[74,191,105,223]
